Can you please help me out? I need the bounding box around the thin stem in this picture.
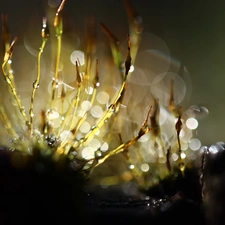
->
[51,0,65,109]
[29,18,49,134]
[2,37,28,124]
[51,35,62,108]
[92,107,151,168]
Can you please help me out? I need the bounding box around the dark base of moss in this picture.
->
[0,148,89,225]
[0,148,206,225]
[139,167,203,203]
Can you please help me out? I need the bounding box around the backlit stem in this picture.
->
[51,0,65,109]
[93,106,151,168]
[2,37,28,124]
[29,17,49,135]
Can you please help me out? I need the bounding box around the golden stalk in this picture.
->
[2,36,28,124]
[92,105,152,168]
[50,0,66,109]
[29,17,49,135]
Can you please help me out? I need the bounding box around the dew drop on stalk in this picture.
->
[32,80,40,89]
[95,150,102,157]
[29,109,34,118]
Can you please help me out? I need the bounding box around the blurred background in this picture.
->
[1,0,225,148]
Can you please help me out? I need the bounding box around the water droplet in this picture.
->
[29,109,34,118]
[33,80,40,89]
[95,150,102,157]
[96,82,100,87]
